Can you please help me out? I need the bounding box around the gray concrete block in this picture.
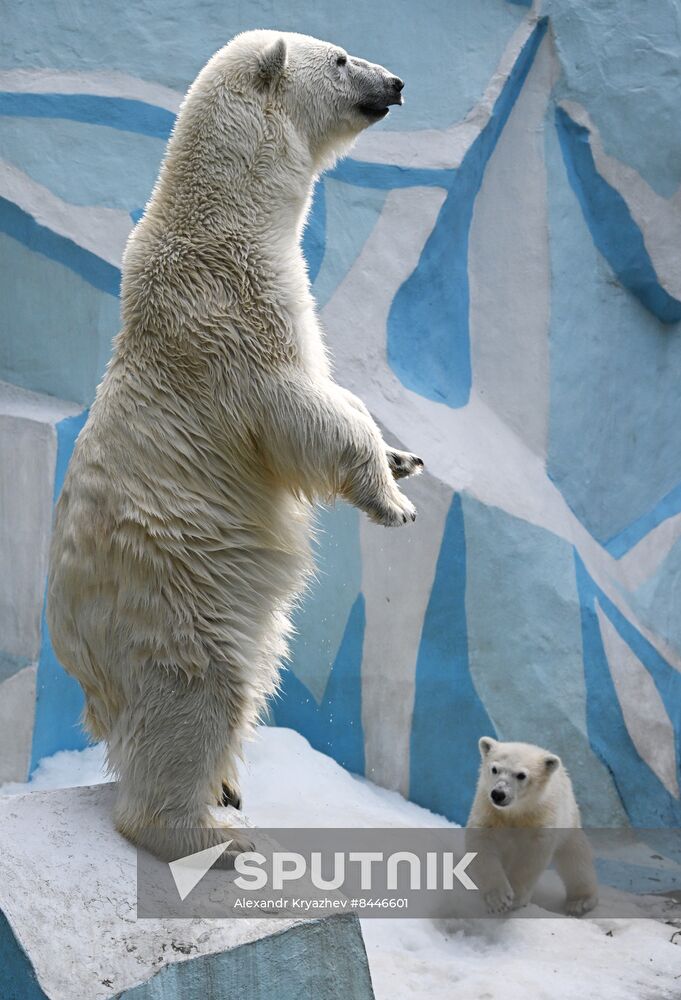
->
[0,784,375,1000]
[0,380,80,664]
[0,380,82,781]
[0,664,37,783]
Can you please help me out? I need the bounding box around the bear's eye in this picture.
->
[491,766,498,775]
[336,54,347,67]
[517,772,527,781]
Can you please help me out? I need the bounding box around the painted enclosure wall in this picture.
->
[1,0,680,825]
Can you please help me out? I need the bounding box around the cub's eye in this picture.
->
[517,772,527,781]
[336,54,347,67]
[491,766,498,775]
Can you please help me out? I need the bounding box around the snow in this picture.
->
[3,727,680,1000]
[0,742,109,795]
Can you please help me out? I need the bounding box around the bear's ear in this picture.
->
[479,736,497,758]
[258,37,287,84]
[544,754,560,772]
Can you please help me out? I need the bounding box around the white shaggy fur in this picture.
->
[466,738,599,916]
[46,30,420,861]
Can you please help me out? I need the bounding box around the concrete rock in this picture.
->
[0,381,82,782]
[0,784,374,1000]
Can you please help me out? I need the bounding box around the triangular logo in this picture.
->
[168,839,233,900]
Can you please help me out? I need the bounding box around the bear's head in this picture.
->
[190,30,404,169]
[478,737,561,812]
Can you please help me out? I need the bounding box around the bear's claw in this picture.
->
[220,782,242,810]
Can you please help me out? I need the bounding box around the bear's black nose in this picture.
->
[491,789,506,804]
[391,76,404,92]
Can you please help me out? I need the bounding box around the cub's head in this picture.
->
[478,737,561,812]
[202,29,404,166]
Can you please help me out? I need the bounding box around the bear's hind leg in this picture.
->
[109,663,252,863]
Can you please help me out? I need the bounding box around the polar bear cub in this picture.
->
[467,737,599,916]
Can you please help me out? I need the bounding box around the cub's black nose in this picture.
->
[491,789,506,804]
[391,76,404,92]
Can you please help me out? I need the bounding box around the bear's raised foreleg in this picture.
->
[262,374,421,526]
[333,385,424,480]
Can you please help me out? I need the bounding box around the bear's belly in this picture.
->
[47,407,313,684]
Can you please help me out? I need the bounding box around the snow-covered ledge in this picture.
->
[0,784,375,1000]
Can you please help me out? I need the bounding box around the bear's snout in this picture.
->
[490,788,509,806]
[380,74,404,107]
[354,62,405,122]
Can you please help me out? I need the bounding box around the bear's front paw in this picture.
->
[367,493,417,527]
[565,892,598,917]
[386,447,424,480]
[484,885,515,914]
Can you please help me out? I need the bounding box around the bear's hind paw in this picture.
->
[206,825,255,868]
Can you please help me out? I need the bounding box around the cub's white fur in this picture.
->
[466,737,599,916]
[47,30,420,861]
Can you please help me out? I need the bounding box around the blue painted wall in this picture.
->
[546,108,681,545]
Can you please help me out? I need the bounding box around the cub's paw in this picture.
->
[484,885,515,914]
[387,448,424,480]
[565,892,598,917]
[367,492,417,527]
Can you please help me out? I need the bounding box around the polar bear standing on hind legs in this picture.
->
[47,30,422,862]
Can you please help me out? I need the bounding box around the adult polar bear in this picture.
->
[47,31,422,860]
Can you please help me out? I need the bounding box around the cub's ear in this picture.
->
[479,736,497,758]
[258,37,287,83]
[545,754,561,772]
